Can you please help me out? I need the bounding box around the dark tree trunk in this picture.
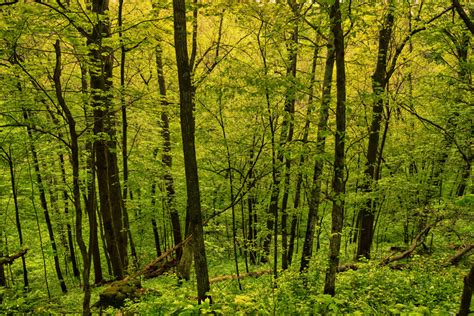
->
[281,0,299,271]
[324,0,346,296]
[247,141,258,265]
[24,110,67,294]
[1,148,28,290]
[458,263,474,316]
[53,40,92,314]
[156,41,183,260]
[118,0,138,268]
[150,149,163,257]
[0,229,5,287]
[58,153,80,279]
[288,37,320,266]
[88,0,127,279]
[300,37,335,273]
[173,0,211,303]
[357,0,395,260]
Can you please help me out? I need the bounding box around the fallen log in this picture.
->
[334,222,438,273]
[0,248,28,266]
[380,223,434,266]
[93,235,192,309]
[337,263,358,273]
[447,244,474,266]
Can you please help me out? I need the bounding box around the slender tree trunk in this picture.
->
[118,0,137,268]
[300,37,335,272]
[281,0,299,270]
[150,148,162,257]
[247,139,258,265]
[1,148,28,290]
[0,227,5,288]
[173,0,211,303]
[324,0,346,296]
[218,92,242,290]
[288,39,320,266]
[58,153,80,279]
[23,110,67,294]
[53,40,92,314]
[357,0,395,260]
[156,40,183,260]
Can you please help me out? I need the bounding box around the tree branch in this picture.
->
[452,0,474,35]
[0,248,28,266]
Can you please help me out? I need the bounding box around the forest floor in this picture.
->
[1,241,471,314]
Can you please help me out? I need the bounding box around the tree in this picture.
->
[323,0,346,296]
[87,0,128,279]
[356,0,395,260]
[172,0,211,303]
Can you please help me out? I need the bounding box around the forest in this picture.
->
[0,0,472,314]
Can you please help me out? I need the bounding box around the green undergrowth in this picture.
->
[103,255,468,315]
[0,249,470,314]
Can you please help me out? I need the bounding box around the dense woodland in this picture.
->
[0,0,472,314]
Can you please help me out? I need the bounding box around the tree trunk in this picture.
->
[173,0,211,303]
[458,263,474,316]
[156,40,183,260]
[1,148,28,290]
[357,0,395,260]
[59,153,80,279]
[247,139,258,265]
[88,0,127,279]
[288,36,320,266]
[24,110,67,294]
[53,40,92,314]
[281,0,299,271]
[324,0,346,296]
[300,36,335,272]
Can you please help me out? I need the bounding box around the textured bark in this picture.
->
[173,0,211,303]
[88,0,127,279]
[357,0,395,260]
[300,38,335,272]
[324,0,346,296]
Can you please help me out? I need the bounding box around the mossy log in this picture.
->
[93,235,192,309]
[94,279,142,308]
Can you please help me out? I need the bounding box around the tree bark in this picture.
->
[281,0,299,271]
[173,0,211,303]
[324,0,346,296]
[300,36,335,272]
[357,0,395,260]
[458,263,474,316]
[88,0,127,279]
